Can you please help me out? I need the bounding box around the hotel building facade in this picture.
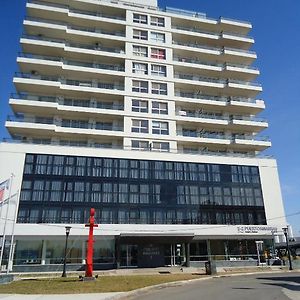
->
[0,0,287,271]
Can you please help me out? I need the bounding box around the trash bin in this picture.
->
[205,260,217,275]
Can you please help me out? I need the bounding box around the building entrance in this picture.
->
[120,245,138,267]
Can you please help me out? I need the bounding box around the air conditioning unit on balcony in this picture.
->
[79,83,92,87]
[178,110,187,116]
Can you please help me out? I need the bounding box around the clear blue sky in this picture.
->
[0,0,299,234]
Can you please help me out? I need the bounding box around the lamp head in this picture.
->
[282,227,288,235]
[65,226,72,235]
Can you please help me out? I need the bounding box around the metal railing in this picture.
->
[173,56,259,71]
[172,25,253,40]
[176,111,267,124]
[176,111,228,121]
[22,34,125,54]
[7,116,124,131]
[1,138,273,158]
[174,91,259,104]
[173,40,256,57]
[177,130,229,140]
[11,93,124,111]
[175,73,261,87]
[19,52,125,71]
[14,73,125,90]
[25,17,126,37]
[29,0,126,21]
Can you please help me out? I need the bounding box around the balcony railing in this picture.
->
[176,111,228,121]
[172,25,253,40]
[177,130,228,140]
[10,93,124,111]
[173,56,259,71]
[176,111,267,124]
[172,41,256,56]
[174,73,261,87]
[29,0,126,21]
[7,116,124,131]
[174,91,259,104]
[234,135,270,142]
[19,52,125,71]
[160,6,251,27]
[22,34,125,54]
[25,17,126,37]
[2,138,272,159]
[14,73,125,91]
[177,130,270,142]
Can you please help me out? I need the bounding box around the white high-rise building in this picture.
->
[0,0,287,271]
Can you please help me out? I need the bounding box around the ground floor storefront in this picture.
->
[3,235,275,272]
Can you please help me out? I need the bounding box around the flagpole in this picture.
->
[6,189,21,274]
[0,173,14,270]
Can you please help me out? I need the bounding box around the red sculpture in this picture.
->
[85,208,98,278]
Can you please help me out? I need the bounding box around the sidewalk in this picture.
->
[0,293,125,300]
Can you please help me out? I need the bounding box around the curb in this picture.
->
[108,269,299,300]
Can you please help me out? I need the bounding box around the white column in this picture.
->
[41,240,47,265]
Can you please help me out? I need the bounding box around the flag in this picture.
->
[0,179,10,203]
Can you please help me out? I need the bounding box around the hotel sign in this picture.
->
[237,226,277,234]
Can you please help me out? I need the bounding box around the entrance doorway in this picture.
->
[120,245,138,267]
[165,244,183,266]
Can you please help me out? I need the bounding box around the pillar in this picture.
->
[115,237,121,269]
[207,240,211,260]
[185,243,190,267]
[41,240,47,265]
[82,240,86,265]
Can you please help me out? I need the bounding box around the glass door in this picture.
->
[120,245,138,267]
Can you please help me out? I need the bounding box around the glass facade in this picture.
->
[18,154,266,225]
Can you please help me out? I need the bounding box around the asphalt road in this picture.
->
[129,272,300,300]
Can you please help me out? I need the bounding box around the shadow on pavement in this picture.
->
[257,276,300,292]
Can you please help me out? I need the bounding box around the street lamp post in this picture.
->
[62,226,72,278]
[282,227,293,270]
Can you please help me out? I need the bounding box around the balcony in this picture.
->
[27,0,126,23]
[9,93,124,116]
[173,41,256,65]
[17,52,125,78]
[21,34,126,58]
[173,56,259,81]
[174,73,262,97]
[13,72,125,97]
[233,134,271,151]
[24,17,126,45]
[6,115,124,138]
[162,6,251,34]
[172,25,254,49]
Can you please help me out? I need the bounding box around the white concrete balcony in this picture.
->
[165,7,251,35]
[229,116,268,132]
[172,25,254,49]
[27,0,126,28]
[174,73,262,98]
[176,129,271,152]
[2,137,124,150]
[233,135,271,151]
[9,94,124,118]
[21,35,126,59]
[175,110,268,133]
[174,91,265,114]
[13,73,125,98]
[24,17,126,45]
[177,130,231,146]
[173,56,259,81]
[17,53,125,79]
[175,111,229,130]
[173,41,257,65]
[6,115,124,139]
